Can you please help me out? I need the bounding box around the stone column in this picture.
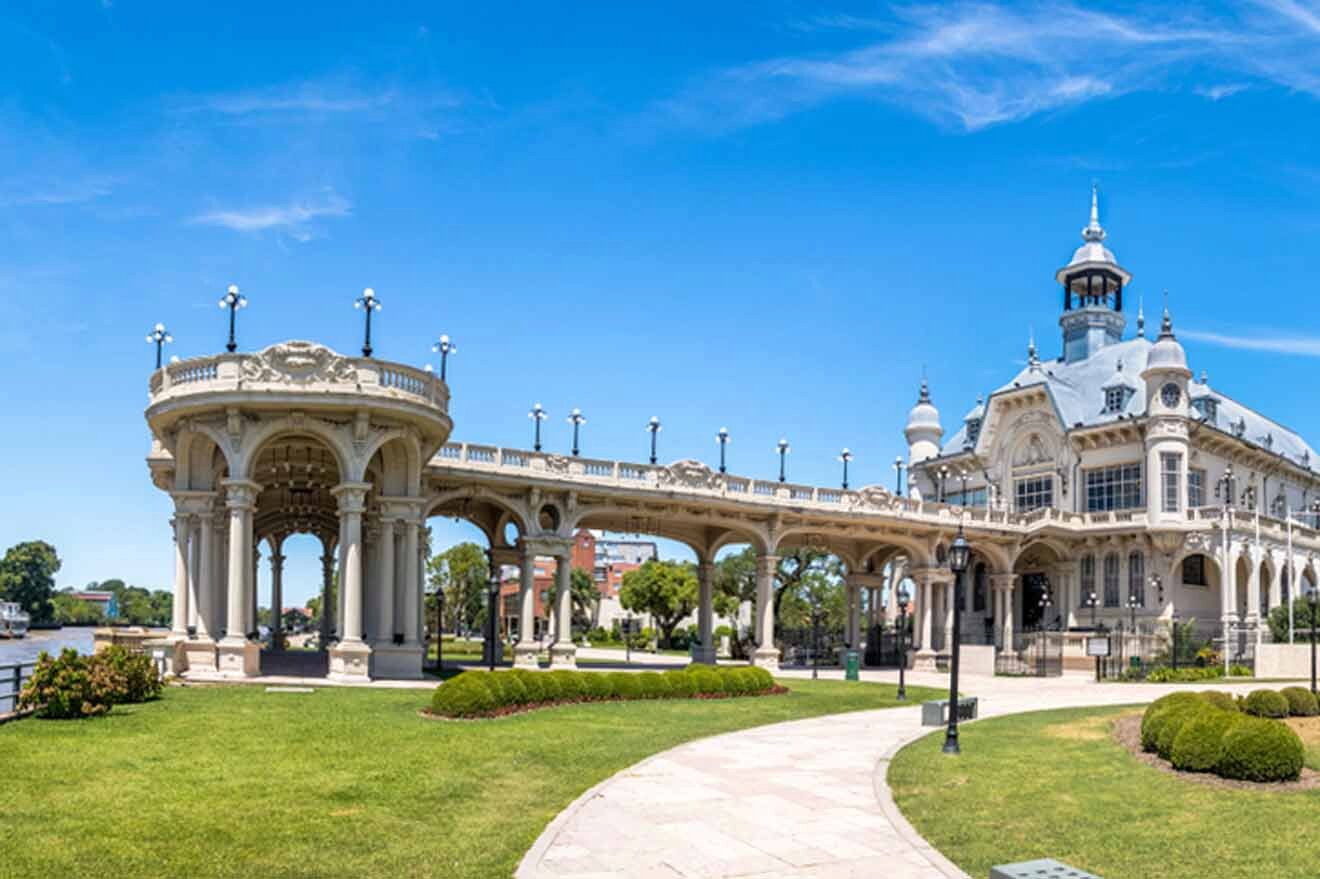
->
[943,580,955,651]
[186,518,202,634]
[1268,560,1282,612]
[1246,548,1262,624]
[213,517,228,637]
[374,517,397,649]
[217,479,260,677]
[195,512,215,640]
[270,546,285,648]
[336,515,348,639]
[752,554,779,670]
[886,565,901,624]
[694,560,716,665]
[514,543,539,668]
[550,552,576,668]
[401,518,421,649]
[170,514,190,636]
[329,482,372,681]
[319,546,335,651]
[991,574,1016,652]
[250,545,260,638]
[912,568,939,671]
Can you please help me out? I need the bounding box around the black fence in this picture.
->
[863,624,908,667]
[1095,619,1255,680]
[995,626,1063,677]
[778,625,849,668]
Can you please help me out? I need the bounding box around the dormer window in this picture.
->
[965,418,982,448]
[1192,397,1218,423]
[1102,385,1132,414]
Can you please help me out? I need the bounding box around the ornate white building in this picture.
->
[144,191,1320,681]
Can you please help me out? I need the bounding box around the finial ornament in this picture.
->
[1137,294,1145,338]
[918,374,931,404]
[1160,290,1174,338]
[1027,328,1040,369]
[1082,183,1106,242]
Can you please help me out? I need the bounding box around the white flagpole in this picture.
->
[1288,509,1295,645]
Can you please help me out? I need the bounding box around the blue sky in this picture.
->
[7,1,1320,604]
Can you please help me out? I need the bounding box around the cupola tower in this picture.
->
[1055,186,1132,363]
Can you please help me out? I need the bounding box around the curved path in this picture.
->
[517,671,1269,879]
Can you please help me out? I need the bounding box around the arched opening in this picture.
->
[1013,541,1066,631]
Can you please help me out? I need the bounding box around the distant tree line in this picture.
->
[0,540,173,627]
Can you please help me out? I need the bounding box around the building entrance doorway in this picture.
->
[1021,572,1052,629]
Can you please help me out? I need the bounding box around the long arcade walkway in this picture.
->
[516,671,1272,879]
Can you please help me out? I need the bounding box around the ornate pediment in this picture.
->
[241,341,359,385]
[659,459,719,490]
[852,484,898,511]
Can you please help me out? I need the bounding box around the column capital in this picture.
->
[270,552,286,567]
[909,566,953,587]
[989,573,1017,592]
[378,496,426,522]
[331,481,372,513]
[520,536,573,558]
[221,478,262,510]
[755,554,779,576]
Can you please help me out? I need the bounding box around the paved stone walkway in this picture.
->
[516,671,1272,879]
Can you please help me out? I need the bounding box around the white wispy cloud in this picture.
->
[187,81,398,116]
[1182,328,1320,357]
[190,190,351,236]
[655,2,1320,133]
[1,174,119,206]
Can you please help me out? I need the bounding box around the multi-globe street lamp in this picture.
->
[893,457,904,494]
[146,323,173,369]
[777,439,790,483]
[943,524,971,755]
[1084,590,1099,627]
[716,427,730,474]
[529,403,548,451]
[1126,591,1141,633]
[938,464,951,503]
[838,448,853,490]
[354,287,382,357]
[647,416,662,465]
[218,284,247,353]
[896,582,910,701]
[432,335,456,381]
[567,408,586,456]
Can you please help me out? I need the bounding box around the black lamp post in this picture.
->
[218,284,247,353]
[647,416,662,465]
[777,438,790,483]
[1039,584,1052,630]
[1084,590,1099,627]
[896,582,910,701]
[146,323,173,369]
[959,469,969,505]
[1309,586,1318,695]
[810,599,822,680]
[716,427,730,474]
[943,524,971,755]
[567,408,586,456]
[432,335,456,382]
[529,403,547,451]
[893,457,905,494]
[938,465,950,503]
[838,448,853,490]
[1127,591,1140,633]
[487,571,500,672]
[354,287,382,357]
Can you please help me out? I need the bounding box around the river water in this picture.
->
[0,628,97,713]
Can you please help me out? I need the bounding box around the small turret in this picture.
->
[904,376,943,466]
[1055,186,1132,363]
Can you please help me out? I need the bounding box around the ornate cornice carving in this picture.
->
[241,341,359,386]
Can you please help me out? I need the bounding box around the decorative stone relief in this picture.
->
[241,341,359,385]
[659,459,720,490]
[544,455,570,474]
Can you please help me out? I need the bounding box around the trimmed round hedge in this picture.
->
[1217,716,1305,782]
[1280,686,1320,717]
[1140,692,1203,754]
[430,664,782,718]
[1244,689,1290,719]
[1170,706,1241,772]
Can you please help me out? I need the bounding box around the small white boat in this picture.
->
[0,602,29,639]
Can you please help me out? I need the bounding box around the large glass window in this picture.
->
[1080,553,1096,606]
[1161,452,1182,513]
[1128,552,1145,607]
[1183,554,1208,587]
[1084,463,1143,512]
[947,487,988,508]
[1103,553,1120,607]
[1188,468,1205,508]
[1015,476,1054,512]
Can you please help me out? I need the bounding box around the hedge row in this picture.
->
[18,646,164,719]
[430,665,778,718]
[1140,690,1306,783]
[1143,664,1252,683]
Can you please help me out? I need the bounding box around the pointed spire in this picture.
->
[1137,294,1145,338]
[1027,328,1041,369]
[1200,369,1208,384]
[917,368,931,404]
[1160,290,1174,338]
[1082,182,1106,243]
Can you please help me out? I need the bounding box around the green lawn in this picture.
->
[890,706,1320,879]
[1,678,940,879]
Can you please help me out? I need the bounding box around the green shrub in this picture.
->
[1217,717,1305,782]
[1280,686,1320,717]
[688,666,723,696]
[1140,692,1202,752]
[430,672,497,718]
[1155,701,1209,759]
[1228,663,1253,677]
[664,669,696,697]
[18,648,113,719]
[637,672,669,699]
[537,672,564,702]
[1145,665,1225,683]
[747,667,775,692]
[1244,689,1290,719]
[1170,707,1240,772]
[550,670,587,701]
[1199,691,1238,713]
[609,672,642,700]
[491,671,530,705]
[582,672,615,700]
[91,646,163,704]
[512,669,548,703]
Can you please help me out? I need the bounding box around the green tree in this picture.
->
[0,541,61,623]
[427,542,489,635]
[570,566,598,633]
[1268,601,1320,643]
[619,559,698,647]
[51,590,105,625]
[711,546,842,636]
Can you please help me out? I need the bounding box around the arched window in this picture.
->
[1103,553,1120,607]
[973,563,987,613]
[1128,552,1145,606]
[1079,554,1095,606]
